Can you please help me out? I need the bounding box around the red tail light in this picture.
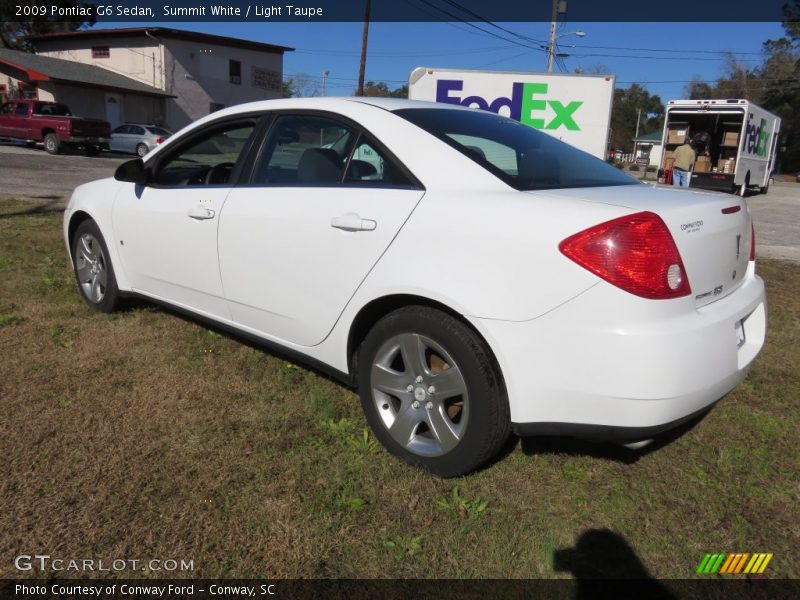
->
[559,211,691,299]
[750,221,756,261]
[155,136,164,144]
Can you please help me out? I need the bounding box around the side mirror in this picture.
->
[114,158,149,185]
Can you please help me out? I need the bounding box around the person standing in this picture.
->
[672,141,696,187]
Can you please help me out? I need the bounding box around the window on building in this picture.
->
[229,60,242,85]
[92,46,110,59]
[209,102,225,113]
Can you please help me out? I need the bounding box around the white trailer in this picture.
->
[408,67,615,159]
[661,99,781,195]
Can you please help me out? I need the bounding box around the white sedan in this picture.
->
[63,98,766,476]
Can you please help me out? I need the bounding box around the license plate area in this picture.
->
[735,318,746,348]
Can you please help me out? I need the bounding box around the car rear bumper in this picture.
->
[472,263,767,440]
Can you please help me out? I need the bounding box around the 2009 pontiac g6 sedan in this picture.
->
[64,97,766,476]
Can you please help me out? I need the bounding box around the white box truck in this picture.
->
[408,67,615,159]
[661,99,781,195]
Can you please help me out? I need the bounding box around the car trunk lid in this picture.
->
[535,184,752,307]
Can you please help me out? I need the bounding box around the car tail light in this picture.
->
[559,211,691,299]
[750,221,756,261]
[156,136,164,144]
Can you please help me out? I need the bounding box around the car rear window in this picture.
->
[146,127,171,136]
[394,107,637,191]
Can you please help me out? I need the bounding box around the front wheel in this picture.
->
[136,143,148,157]
[357,306,510,477]
[71,220,122,313]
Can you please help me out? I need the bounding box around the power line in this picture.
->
[570,43,766,56]
[406,0,547,53]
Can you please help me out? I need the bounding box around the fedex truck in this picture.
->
[660,99,781,196]
[408,67,615,159]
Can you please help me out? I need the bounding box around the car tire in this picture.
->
[44,133,60,155]
[136,143,148,157]
[71,220,122,313]
[357,306,510,477]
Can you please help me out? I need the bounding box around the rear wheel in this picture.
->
[71,220,122,313]
[136,143,148,157]
[43,133,60,155]
[357,306,510,477]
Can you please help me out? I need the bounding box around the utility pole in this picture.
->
[635,107,642,138]
[356,0,371,96]
[322,69,330,96]
[546,0,559,73]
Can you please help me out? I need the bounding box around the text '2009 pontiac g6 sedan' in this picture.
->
[64,97,766,477]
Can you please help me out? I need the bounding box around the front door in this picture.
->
[112,118,259,319]
[105,94,122,129]
[219,113,424,347]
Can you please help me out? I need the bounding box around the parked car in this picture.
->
[110,123,173,157]
[0,99,110,154]
[63,98,766,476]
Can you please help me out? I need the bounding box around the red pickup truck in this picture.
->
[0,99,111,155]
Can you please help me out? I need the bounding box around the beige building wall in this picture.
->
[164,38,283,130]
[36,34,284,131]
[35,37,164,91]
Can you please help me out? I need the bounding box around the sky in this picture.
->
[95,20,788,101]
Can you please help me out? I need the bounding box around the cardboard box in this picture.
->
[722,130,739,146]
[694,157,711,173]
[716,158,736,173]
[667,126,688,144]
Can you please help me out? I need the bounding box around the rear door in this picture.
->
[218,112,425,346]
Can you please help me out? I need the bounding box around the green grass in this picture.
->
[0,198,798,580]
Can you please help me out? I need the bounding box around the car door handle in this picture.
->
[187,206,215,220]
[330,212,377,232]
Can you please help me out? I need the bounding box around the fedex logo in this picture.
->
[743,114,769,157]
[435,79,583,131]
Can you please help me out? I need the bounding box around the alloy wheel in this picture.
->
[75,233,107,303]
[370,333,469,457]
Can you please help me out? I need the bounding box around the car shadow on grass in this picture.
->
[0,199,64,219]
[518,410,710,465]
[554,529,677,598]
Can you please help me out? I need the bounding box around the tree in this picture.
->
[685,77,714,100]
[609,83,664,152]
[1,2,96,51]
[282,73,320,98]
[362,81,408,98]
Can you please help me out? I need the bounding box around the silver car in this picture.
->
[109,123,173,157]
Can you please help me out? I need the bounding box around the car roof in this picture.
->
[204,96,466,121]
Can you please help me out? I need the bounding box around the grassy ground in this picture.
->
[0,198,797,579]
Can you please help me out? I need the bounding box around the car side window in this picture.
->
[0,103,13,115]
[113,125,129,134]
[131,126,145,135]
[252,115,356,185]
[447,134,519,176]
[151,121,256,187]
[344,138,413,186]
[15,104,28,116]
